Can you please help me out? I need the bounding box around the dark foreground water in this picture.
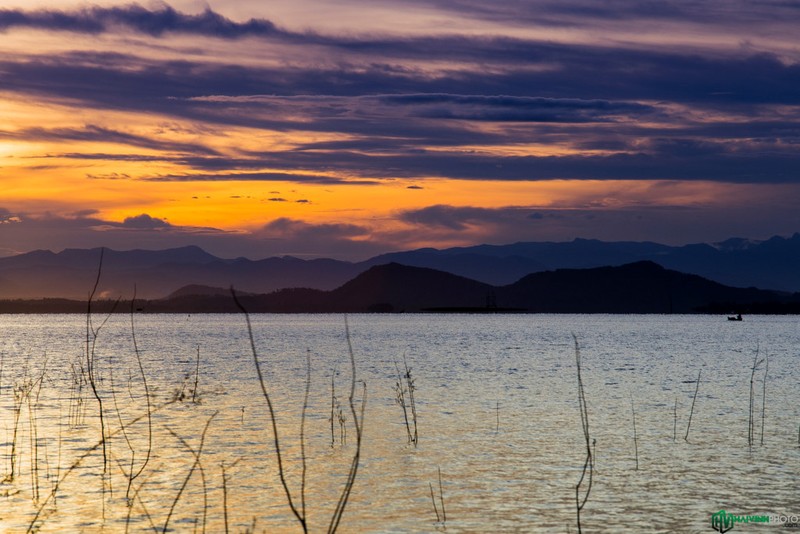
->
[0,313,798,532]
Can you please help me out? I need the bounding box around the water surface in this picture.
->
[0,313,797,532]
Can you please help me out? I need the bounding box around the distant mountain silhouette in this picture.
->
[0,246,359,299]
[364,234,800,291]
[17,260,785,314]
[145,263,492,313]
[3,260,798,313]
[3,232,800,299]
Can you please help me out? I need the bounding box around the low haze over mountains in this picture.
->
[2,233,800,301]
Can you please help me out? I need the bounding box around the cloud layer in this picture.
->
[1,1,799,257]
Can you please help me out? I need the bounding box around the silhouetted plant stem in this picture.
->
[685,369,701,443]
[221,462,230,534]
[748,348,764,450]
[27,364,47,503]
[673,397,678,442]
[429,481,440,523]
[163,411,217,534]
[630,393,639,471]
[327,317,366,534]
[300,349,311,524]
[427,466,446,525]
[8,383,24,482]
[573,334,593,534]
[220,459,240,534]
[394,360,410,441]
[437,465,446,524]
[28,399,177,533]
[123,467,158,534]
[85,247,121,480]
[760,353,768,446]
[404,355,418,446]
[232,288,307,533]
[330,364,337,448]
[126,285,153,501]
[192,345,201,403]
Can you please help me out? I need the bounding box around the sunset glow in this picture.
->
[1,1,799,258]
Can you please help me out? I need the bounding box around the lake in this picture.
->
[0,313,798,532]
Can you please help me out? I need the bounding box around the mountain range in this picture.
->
[1,232,800,300]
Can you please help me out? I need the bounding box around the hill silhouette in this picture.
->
[5,261,796,314]
[496,261,780,313]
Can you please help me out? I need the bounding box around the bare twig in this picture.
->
[429,482,440,523]
[685,369,701,443]
[163,411,217,533]
[231,288,307,533]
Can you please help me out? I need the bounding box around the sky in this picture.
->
[1,0,800,259]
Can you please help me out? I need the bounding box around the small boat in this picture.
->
[727,314,743,321]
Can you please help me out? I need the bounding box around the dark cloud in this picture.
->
[0,5,284,39]
[396,201,800,246]
[121,214,171,229]
[379,94,655,122]
[251,217,389,258]
[398,205,523,230]
[379,0,800,30]
[212,147,800,184]
[1,125,221,156]
[141,171,379,185]
[262,218,369,239]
